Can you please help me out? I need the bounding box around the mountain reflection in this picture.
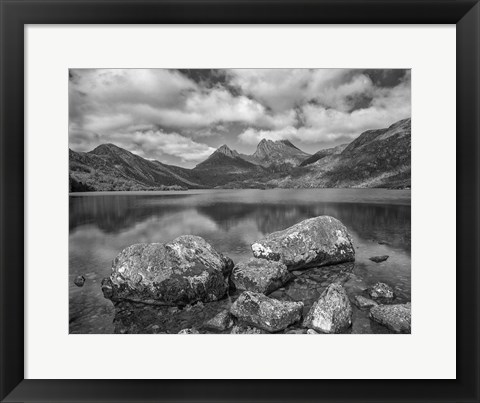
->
[70,190,410,254]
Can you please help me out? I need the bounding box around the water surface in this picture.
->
[69,189,411,334]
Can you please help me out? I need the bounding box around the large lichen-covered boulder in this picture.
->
[230,291,303,332]
[303,283,353,333]
[231,258,293,295]
[251,216,355,270]
[370,303,411,333]
[101,235,231,306]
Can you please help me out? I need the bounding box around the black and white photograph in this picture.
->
[69,68,411,335]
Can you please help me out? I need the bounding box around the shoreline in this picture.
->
[69,187,412,196]
[68,188,412,206]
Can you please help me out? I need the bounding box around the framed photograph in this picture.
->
[1,0,479,402]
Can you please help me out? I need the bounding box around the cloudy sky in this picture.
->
[69,68,411,168]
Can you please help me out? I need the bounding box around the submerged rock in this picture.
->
[231,258,293,295]
[74,275,85,287]
[230,291,303,332]
[110,297,232,334]
[353,295,378,309]
[230,324,267,334]
[303,283,352,333]
[369,303,411,333]
[368,282,395,300]
[178,328,200,334]
[369,255,389,263]
[285,328,307,334]
[102,235,231,306]
[251,216,355,270]
[204,310,234,332]
[283,262,354,309]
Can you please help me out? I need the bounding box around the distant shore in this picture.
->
[69,188,412,207]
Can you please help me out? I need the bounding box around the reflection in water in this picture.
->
[69,189,411,334]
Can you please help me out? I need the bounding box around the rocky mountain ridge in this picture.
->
[246,138,311,167]
[69,118,411,191]
[69,143,203,191]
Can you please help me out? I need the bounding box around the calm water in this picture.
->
[69,189,411,334]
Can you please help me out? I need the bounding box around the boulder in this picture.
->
[230,324,267,334]
[303,283,352,333]
[283,262,354,304]
[353,295,378,309]
[74,275,85,287]
[285,328,307,334]
[230,291,303,332]
[370,303,411,333]
[204,310,234,332]
[307,329,320,334]
[178,328,200,334]
[251,216,355,270]
[368,282,395,300]
[369,255,389,263]
[102,235,231,306]
[231,258,293,295]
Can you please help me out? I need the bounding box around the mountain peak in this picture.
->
[215,144,240,158]
[89,143,127,156]
[217,144,232,152]
[257,138,300,150]
[252,138,309,166]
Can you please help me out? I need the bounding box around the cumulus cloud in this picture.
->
[70,69,297,135]
[69,68,410,166]
[238,74,411,146]
[128,130,216,163]
[73,126,215,166]
[226,69,375,113]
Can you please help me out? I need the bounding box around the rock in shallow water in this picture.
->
[353,295,378,309]
[231,258,293,295]
[102,235,231,306]
[178,328,200,334]
[303,283,352,333]
[369,303,411,333]
[230,291,303,332]
[204,310,234,332]
[368,282,395,300]
[251,216,355,270]
[74,275,85,287]
[230,324,267,334]
[282,263,354,312]
[369,255,389,263]
[285,328,307,334]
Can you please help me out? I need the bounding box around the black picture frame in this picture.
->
[1,1,479,402]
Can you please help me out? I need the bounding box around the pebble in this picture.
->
[369,255,389,263]
[74,275,86,287]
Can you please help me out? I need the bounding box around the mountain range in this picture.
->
[69,118,411,191]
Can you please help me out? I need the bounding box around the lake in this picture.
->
[69,188,411,334]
